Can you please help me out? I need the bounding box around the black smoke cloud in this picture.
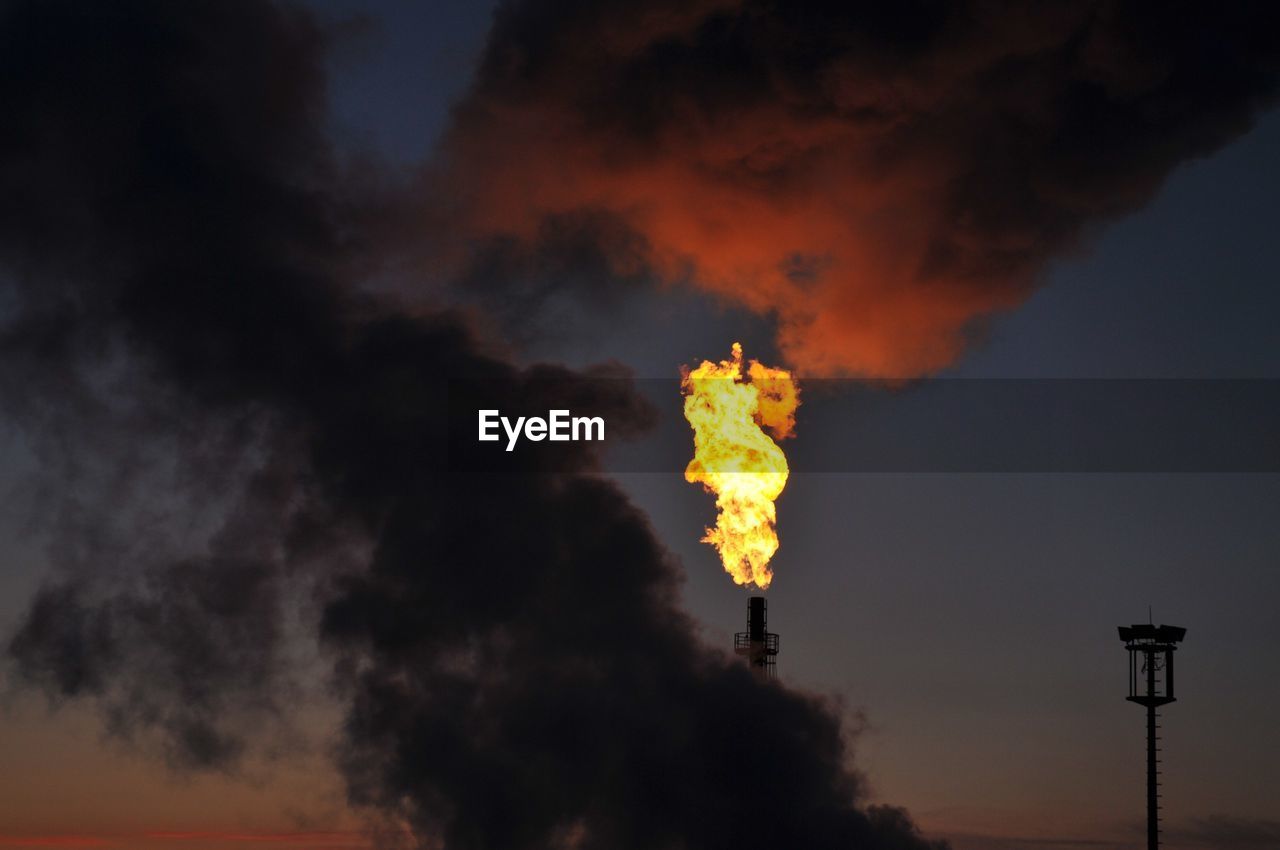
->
[0,1,944,848]
[436,0,1280,375]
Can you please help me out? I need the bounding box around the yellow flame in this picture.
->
[681,342,799,589]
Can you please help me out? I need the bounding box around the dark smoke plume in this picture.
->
[437,0,1280,375]
[0,1,944,848]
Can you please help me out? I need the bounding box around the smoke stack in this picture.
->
[1118,621,1187,850]
[734,596,778,679]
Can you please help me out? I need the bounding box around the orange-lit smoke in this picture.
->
[682,343,798,589]
[431,0,1279,377]
[440,95,1013,377]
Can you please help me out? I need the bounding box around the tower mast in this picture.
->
[1119,622,1186,850]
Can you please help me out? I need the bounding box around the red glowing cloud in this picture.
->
[436,0,1279,375]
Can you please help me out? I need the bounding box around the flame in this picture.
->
[681,343,799,589]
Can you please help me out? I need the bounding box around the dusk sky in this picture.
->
[2,3,1279,850]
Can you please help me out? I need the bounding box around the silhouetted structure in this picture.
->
[1119,622,1187,850]
[735,596,779,679]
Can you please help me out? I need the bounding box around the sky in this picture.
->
[1,2,1279,850]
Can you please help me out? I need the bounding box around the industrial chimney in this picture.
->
[1118,621,1187,850]
[734,596,778,679]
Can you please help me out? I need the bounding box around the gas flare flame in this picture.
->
[682,343,799,589]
